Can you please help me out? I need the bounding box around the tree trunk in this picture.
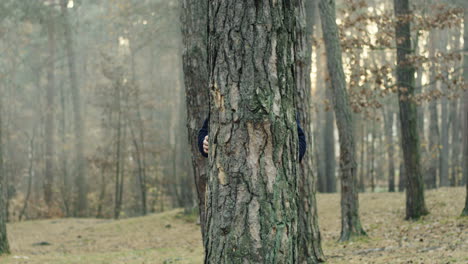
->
[393,0,428,220]
[383,109,395,192]
[461,6,468,217]
[449,27,462,187]
[296,0,324,262]
[0,93,10,255]
[359,120,366,192]
[59,79,71,216]
[370,120,375,192]
[44,17,56,210]
[439,85,449,186]
[204,1,300,262]
[449,98,460,186]
[180,0,209,241]
[426,29,439,189]
[19,132,35,221]
[319,0,366,241]
[61,0,87,217]
[324,88,336,193]
[427,98,439,189]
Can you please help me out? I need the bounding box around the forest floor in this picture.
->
[0,187,467,264]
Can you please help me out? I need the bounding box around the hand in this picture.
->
[203,136,209,154]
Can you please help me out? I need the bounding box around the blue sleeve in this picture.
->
[198,118,209,157]
[297,120,306,162]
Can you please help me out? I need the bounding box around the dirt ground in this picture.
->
[0,187,466,264]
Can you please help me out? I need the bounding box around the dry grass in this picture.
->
[0,187,467,263]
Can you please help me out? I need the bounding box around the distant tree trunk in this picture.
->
[180,0,209,241]
[316,50,327,193]
[439,31,450,187]
[358,119,366,192]
[324,88,336,193]
[113,81,125,220]
[295,0,324,262]
[393,0,428,220]
[204,1,300,262]
[383,109,395,192]
[449,98,460,186]
[0,95,10,255]
[319,0,366,241]
[128,49,148,216]
[461,6,468,217]
[427,99,439,189]
[426,30,439,189]
[315,110,326,193]
[370,120,375,192]
[44,17,56,210]
[61,0,87,217]
[449,28,462,187]
[19,132,35,221]
[59,79,71,216]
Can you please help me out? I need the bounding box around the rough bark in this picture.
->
[393,0,428,220]
[0,94,10,255]
[44,16,56,210]
[296,0,324,262]
[204,1,300,262]
[180,0,209,240]
[61,0,87,217]
[319,0,366,241]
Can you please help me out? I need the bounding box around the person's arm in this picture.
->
[198,118,209,157]
[297,120,306,162]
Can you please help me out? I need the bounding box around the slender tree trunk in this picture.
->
[0,92,10,255]
[449,98,460,186]
[180,0,209,240]
[359,120,366,192]
[450,28,462,187]
[59,79,71,216]
[370,120,376,192]
[461,6,468,217]
[439,30,450,187]
[296,0,324,262]
[426,29,439,189]
[324,88,336,193]
[44,17,56,210]
[19,133,35,221]
[427,99,439,189]
[204,1,300,262]
[61,0,87,217]
[384,109,395,192]
[319,0,366,241]
[394,0,428,220]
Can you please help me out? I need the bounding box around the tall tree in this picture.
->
[319,0,366,241]
[0,93,10,255]
[323,88,336,193]
[204,1,300,262]
[439,30,450,187]
[61,0,87,216]
[295,0,324,262]
[461,5,468,217]
[383,108,396,192]
[393,0,428,220]
[180,0,209,240]
[44,12,56,210]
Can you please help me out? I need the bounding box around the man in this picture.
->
[198,115,307,162]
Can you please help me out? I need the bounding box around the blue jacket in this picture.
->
[197,117,306,162]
